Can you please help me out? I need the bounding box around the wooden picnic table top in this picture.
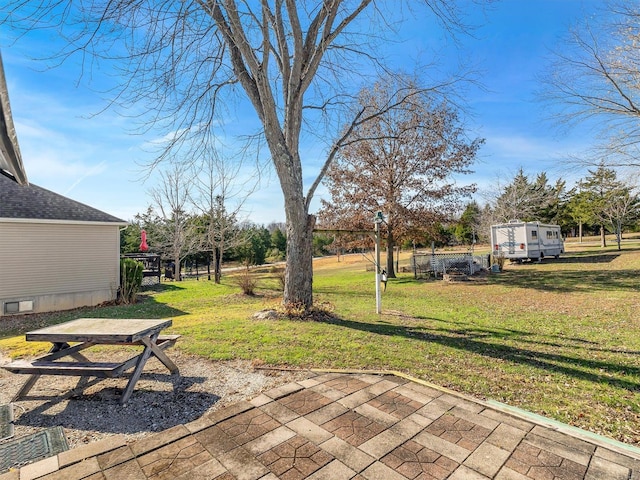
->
[25,318,173,344]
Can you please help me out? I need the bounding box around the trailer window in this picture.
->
[531,230,537,239]
[547,231,553,239]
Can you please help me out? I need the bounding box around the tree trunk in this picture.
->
[386,231,396,278]
[175,259,181,281]
[395,246,399,273]
[269,136,314,310]
[600,224,607,248]
[214,247,222,284]
[284,212,315,309]
[578,222,583,243]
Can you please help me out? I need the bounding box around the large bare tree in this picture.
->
[3,1,477,310]
[318,78,481,277]
[544,1,640,167]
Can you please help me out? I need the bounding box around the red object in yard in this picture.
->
[140,230,149,252]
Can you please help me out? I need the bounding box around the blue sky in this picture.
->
[2,0,600,223]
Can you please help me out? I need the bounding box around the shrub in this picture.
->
[492,253,506,271]
[120,258,144,304]
[235,267,258,295]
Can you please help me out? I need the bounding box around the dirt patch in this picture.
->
[0,350,311,449]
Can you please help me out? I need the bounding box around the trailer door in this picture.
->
[506,226,516,255]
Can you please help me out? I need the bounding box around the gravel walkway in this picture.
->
[0,350,310,449]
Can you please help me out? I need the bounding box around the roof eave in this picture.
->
[0,217,128,227]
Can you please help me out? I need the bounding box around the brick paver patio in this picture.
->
[2,371,640,479]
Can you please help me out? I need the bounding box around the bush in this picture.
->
[120,258,144,304]
[235,267,258,295]
[492,253,506,271]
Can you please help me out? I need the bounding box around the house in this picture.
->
[0,171,127,315]
[0,51,128,315]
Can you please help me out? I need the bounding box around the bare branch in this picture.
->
[542,1,640,164]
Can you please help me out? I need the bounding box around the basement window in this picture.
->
[4,300,34,314]
[4,302,19,314]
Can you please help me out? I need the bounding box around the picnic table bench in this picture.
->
[2,318,180,404]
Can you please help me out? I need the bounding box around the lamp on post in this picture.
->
[374,211,384,314]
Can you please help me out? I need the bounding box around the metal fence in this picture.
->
[122,254,161,285]
[411,252,491,278]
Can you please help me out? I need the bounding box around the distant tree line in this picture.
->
[121,214,290,281]
[451,166,640,251]
[123,162,640,282]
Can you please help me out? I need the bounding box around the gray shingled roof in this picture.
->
[0,171,126,223]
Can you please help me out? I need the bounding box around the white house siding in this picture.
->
[0,221,121,315]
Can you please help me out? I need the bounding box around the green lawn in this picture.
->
[2,243,640,446]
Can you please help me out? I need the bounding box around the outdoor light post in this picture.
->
[374,211,384,314]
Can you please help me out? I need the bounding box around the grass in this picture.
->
[2,239,640,445]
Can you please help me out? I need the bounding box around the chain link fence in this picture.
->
[411,252,491,278]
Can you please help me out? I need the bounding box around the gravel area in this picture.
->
[0,349,311,449]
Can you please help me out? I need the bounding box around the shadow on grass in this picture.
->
[487,268,638,293]
[0,296,188,339]
[515,253,621,264]
[88,296,188,320]
[410,315,599,347]
[140,282,186,293]
[313,285,374,297]
[319,314,640,391]
[389,277,431,285]
[414,315,640,357]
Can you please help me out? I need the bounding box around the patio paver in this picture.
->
[3,371,640,479]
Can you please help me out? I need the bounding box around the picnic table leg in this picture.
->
[120,341,155,405]
[119,333,180,404]
[10,342,84,401]
[11,374,40,402]
[140,336,179,374]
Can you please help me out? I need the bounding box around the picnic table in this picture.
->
[2,318,180,404]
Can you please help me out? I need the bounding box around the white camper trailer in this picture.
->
[491,221,564,262]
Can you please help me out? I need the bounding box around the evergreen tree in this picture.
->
[565,189,595,242]
[271,228,287,257]
[454,201,481,245]
[493,169,560,223]
[575,165,636,248]
[234,224,271,266]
